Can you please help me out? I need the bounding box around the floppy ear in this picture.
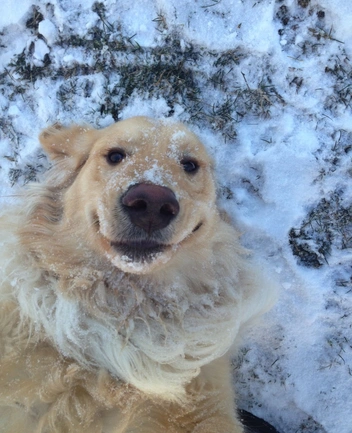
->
[39,123,99,170]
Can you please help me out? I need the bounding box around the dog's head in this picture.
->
[39,117,218,274]
[19,117,271,400]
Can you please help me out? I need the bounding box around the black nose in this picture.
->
[122,183,180,233]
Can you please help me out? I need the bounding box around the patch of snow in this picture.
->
[38,19,58,45]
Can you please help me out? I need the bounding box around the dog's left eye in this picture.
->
[181,158,199,174]
[106,149,126,165]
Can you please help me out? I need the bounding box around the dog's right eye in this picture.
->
[106,149,126,165]
[181,158,199,174]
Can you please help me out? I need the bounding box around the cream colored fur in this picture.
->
[0,117,275,432]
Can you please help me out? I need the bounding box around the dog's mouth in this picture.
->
[110,239,169,262]
[109,223,203,264]
[107,221,203,265]
[93,205,204,270]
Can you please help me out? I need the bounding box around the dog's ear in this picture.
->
[39,123,99,170]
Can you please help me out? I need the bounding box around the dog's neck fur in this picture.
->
[0,186,247,402]
[16,240,243,401]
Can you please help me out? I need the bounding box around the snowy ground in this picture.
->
[0,1,351,432]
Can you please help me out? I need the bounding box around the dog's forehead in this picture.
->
[96,118,210,160]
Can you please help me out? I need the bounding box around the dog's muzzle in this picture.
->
[107,183,180,262]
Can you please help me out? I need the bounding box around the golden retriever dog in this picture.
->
[0,117,274,433]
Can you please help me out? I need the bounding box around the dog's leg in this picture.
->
[120,356,243,433]
[187,356,244,433]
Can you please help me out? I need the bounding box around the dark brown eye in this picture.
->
[107,149,126,165]
[181,158,199,174]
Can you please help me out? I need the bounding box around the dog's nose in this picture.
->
[122,183,180,233]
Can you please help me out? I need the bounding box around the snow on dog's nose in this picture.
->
[122,183,180,234]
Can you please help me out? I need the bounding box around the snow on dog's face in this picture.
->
[39,117,217,274]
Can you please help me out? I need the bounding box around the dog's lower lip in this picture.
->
[110,239,168,262]
[110,240,165,250]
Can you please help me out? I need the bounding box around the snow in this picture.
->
[32,38,50,65]
[0,1,351,432]
[0,0,33,29]
[38,19,58,46]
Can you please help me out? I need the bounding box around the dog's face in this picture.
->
[40,117,218,274]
